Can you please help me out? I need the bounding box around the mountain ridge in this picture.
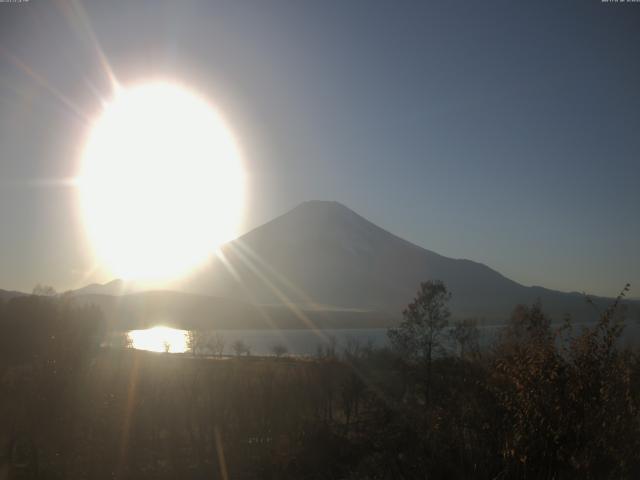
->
[177,201,636,322]
[40,200,637,328]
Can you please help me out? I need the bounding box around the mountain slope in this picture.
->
[72,279,140,296]
[180,201,633,322]
[0,288,27,302]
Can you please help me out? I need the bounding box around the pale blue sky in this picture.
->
[0,0,638,296]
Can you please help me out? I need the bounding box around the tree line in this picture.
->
[0,281,638,479]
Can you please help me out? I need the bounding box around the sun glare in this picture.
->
[79,82,245,281]
[127,326,188,353]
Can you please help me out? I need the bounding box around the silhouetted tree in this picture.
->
[1,281,638,479]
[113,330,132,349]
[492,286,639,478]
[271,343,288,358]
[388,280,451,400]
[211,332,226,357]
[449,318,480,359]
[341,370,366,434]
[186,330,226,357]
[186,330,203,356]
[31,284,56,297]
[343,336,363,359]
[232,339,248,357]
[316,335,338,359]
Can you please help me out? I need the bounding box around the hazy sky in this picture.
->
[0,0,639,296]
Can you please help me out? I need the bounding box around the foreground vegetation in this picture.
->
[1,283,639,479]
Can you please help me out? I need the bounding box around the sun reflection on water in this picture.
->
[127,326,188,353]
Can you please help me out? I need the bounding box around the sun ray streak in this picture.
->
[230,242,402,407]
[234,240,329,311]
[214,426,229,480]
[55,0,119,93]
[116,352,140,479]
[73,261,103,290]
[224,242,334,345]
[0,46,90,123]
[226,242,401,412]
[214,249,282,334]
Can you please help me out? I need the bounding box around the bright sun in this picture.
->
[79,82,245,282]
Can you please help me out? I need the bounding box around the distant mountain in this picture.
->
[0,288,27,302]
[72,201,638,328]
[179,201,638,323]
[72,279,139,296]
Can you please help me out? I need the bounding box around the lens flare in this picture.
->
[79,82,245,282]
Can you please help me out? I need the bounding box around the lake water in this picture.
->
[128,326,190,353]
[124,320,640,357]
[212,328,391,356]
[125,327,390,356]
